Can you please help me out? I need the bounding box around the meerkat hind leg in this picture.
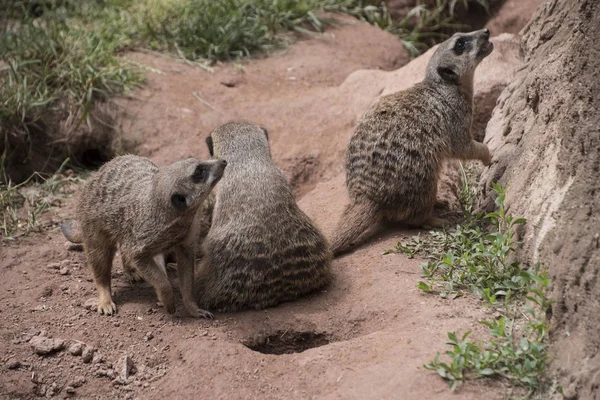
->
[174,246,213,319]
[85,240,117,316]
[125,252,176,314]
[121,252,145,284]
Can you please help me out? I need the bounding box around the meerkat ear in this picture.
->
[261,127,269,141]
[205,136,214,157]
[437,66,459,83]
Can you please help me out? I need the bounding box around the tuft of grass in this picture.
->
[0,3,143,164]
[0,156,84,239]
[139,0,337,62]
[327,0,492,57]
[424,268,551,393]
[392,182,528,303]
[387,176,552,395]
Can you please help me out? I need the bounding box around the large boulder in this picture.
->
[478,0,600,398]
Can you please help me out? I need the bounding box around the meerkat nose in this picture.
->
[483,28,490,38]
[219,160,227,167]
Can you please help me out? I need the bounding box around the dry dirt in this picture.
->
[1,8,546,400]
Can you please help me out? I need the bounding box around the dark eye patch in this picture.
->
[171,193,187,211]
[192,164,209,183]
[454,37,469,55]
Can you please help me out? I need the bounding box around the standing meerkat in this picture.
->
[60,155,226,317]
[195,121,332,312]
[331,29,494,255]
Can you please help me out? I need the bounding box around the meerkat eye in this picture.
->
[171,193,187,211]
[192,164,209,183]
[454,38,466,54]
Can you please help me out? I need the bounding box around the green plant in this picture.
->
[391,183,528,303]
[424,268,552,393]
[0,156,84,239]
[0,5,143,150]
[326,0,491,57]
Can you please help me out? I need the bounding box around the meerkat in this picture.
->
[60,155,226,317]
[331,29,494,255]
[195,121,332,312]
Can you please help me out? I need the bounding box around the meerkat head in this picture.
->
[424,28,493,88]
[205,121,271,163]
[155,158,227,213]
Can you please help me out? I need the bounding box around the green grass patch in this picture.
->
[386,168,553,395]
[0,156,85,239]
[424,270,551,394]
[330,0,493,57]
[1,11,142,135]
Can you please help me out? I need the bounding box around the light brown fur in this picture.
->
[331,29,494,255]
[195,121,332,312]
[61,155,226,317]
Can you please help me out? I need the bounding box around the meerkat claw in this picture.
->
[97,301,117,316]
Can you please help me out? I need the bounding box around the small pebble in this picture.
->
[68,342,83,356]
[47,262,61,270]
[83,298,96,311]
[68,375,86,388]
[92,352,104,364]
[29,335,65,355]
[81,346,94,363]
[6,358,21,370]
[59,267,70,276]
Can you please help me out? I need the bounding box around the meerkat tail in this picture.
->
[60,221,83,243]
[330,201,381,256]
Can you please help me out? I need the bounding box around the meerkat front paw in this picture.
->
[184,302,214,319]
[97,299,117,316]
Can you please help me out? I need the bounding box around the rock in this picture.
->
[92,352,104,364]
[83,298,97,311]
[59,267,70,276]
[65,386,76,395]
[6,358,21,370]
[39,286,53,298]
[47,262,61,270]
[29,335,65,355]
[95,368,109,377]
[68,375,86,388]
[144,332,154,341]
[81,346,94,363]
[68,342,83,356]
[115,355,134,381]
[47,382,58,396]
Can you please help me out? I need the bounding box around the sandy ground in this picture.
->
[1,9,541,400]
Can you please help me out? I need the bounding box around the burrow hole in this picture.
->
[244,330,332,355]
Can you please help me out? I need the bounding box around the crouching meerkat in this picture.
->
[61,155,226,317]
[331,29,494,255]
[195,121,332,312]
